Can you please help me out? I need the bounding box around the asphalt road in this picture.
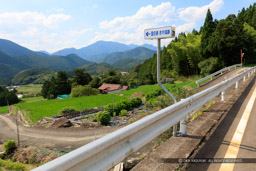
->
[188,76,256,171]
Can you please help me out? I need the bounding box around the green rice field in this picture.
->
[14,78,198,123]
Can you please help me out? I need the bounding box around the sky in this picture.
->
[0,0,255,53]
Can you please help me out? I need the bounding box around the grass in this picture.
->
[0,106,8,114]
[242,64,256,67]
[16,84,42,95]
[21,96,45,103]
[190,100,216,122]
[118,80,197,98]
[14,77,199,123]
[16,94,127,123]
[0,159,35,171]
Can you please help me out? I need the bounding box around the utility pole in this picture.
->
[241,49,244,65]
[16,118,20,147]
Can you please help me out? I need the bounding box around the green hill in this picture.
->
[100,47,155,65]
[112,58,143,70]
[13,53,92,71]
[82,63,120,75]
[12,68,56,85]
[0,39,36,56]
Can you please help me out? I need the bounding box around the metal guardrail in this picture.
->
[195,64,242,87]
[33,66,255,171]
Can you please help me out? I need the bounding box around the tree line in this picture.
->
[133,4,256,84]
[41,68,138,99]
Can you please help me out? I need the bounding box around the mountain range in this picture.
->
[52,40,157,62]
[0,39,92,84]
[0,38,156,85]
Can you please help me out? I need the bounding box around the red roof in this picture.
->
[98,83,122,92]
[122,86,128,90]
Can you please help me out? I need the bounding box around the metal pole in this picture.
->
[157,39,176,103]
[157,39,177,136]
[235,81,239,89]
[221,91,225,102]
[16,118,20,147]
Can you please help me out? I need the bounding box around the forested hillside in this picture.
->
[137,4,256,84]
[12,68,56,85]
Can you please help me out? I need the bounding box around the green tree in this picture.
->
[55,71,71,96]
[0,87,19,106]
[41,71,71,99]
[72,68,92,86]
[89,76,101,88]
[209,16,246,66]
[200,9,217,59]
[198,57,222,76]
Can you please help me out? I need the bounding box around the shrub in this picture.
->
[60,107,76,114]
[3,140,16,157]
[104,97,142,116]
[0,159,26,171]
[88,114,97,122]
[97,111,111,125]
[120,109,127,117]
[145,89,163,101]
[198,57,223,76]
[70,85,98,98]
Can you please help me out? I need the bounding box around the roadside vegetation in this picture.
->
[0,106,8,114]
[2,4,256,126]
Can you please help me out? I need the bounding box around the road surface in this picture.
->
[188,75,256,171]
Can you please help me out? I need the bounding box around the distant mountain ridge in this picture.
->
[52,41,157,62]
[0,39,92,84]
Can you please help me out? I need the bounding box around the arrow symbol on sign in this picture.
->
[146,32,149,36]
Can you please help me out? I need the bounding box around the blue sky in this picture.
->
[0,0,255,53]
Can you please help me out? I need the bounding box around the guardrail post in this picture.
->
[243,75,246,82]
[235,81,239,89]
[248,72,250,78]
[173,124,177,136]
[179,118,186,136]
[221,91,225,101]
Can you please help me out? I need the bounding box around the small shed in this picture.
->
[57,94,70,99]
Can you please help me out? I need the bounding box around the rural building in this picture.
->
[121,72,129,76]
[98,83,128,94]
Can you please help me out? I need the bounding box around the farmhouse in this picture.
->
[98,83,128,94]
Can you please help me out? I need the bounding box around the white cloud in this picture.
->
[0,11,73,52]
[0,11,71,29]
[178,0,224,22]
[100,2,176,32]
[67,28,93,36]
[176,22,197,33]
[93,0,223,47]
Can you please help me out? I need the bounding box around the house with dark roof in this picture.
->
[98,83,128,94]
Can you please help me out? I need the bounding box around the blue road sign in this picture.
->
[144,26,175,39]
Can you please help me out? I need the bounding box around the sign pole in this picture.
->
[156,38,177,103]
[156,38,178,136]
[145,26,182,136]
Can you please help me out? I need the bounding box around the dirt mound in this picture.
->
[131,92,144,98]
[49,117,72,128]
[12,146,62,164]
[81,120,100,128]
